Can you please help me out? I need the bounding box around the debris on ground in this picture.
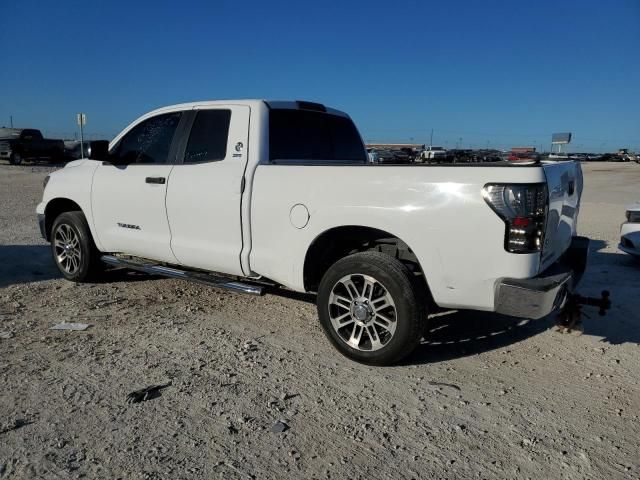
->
[126,382,172,403]
[50,322,91,331]
[0,419,33,435]
[270,420,289,433]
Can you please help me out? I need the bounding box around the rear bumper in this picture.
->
[494,236,589,319]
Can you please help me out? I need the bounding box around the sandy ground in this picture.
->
[0,161,638,480]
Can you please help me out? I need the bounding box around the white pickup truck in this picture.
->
[419,146,448,162]
[37,100,588,365]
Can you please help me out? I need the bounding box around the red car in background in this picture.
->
[508,151,541,162]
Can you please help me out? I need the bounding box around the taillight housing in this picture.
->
[482,183,548,254]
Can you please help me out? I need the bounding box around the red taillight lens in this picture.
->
[512,217,531,227]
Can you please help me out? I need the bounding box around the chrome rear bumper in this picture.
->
[494,236,589,319]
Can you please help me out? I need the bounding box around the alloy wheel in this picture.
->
[328,273,397,351]
[54,224,81,275]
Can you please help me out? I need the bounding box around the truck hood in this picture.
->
[64,159,87,168]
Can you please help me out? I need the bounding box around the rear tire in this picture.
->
[51,211,104,282]
[317,251,426,365]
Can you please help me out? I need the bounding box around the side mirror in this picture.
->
[89,140,110,161]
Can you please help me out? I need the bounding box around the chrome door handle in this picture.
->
[145,177,166,184]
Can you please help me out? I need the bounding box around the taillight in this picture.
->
[482,183,548,253]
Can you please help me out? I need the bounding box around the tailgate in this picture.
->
[540,160,583,271]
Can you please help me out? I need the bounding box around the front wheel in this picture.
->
[317,251,427,365]
[51,211,104,282]
[9,152,22,165]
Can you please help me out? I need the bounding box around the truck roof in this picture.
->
[142,100,349,119]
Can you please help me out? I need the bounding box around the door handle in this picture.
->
[145,177,166,184]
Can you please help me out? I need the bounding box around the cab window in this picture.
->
[184,109,231,163]
[113,112,181,165]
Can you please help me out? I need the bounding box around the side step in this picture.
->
[100,255,265,296]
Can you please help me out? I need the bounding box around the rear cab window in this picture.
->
[21,129,42,140]
[269,109,366,164]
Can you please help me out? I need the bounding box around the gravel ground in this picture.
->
[1,161,639,480]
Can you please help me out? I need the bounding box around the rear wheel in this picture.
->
[51,211,104,282]
[317,251,426,365]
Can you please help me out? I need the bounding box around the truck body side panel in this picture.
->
[249,164,547,310]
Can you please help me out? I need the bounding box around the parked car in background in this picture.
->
[420,146,447,163]
[619,203,640,258]
[366,148,379,164]
[508,151,541,162]
[375,149,412,164]
[0,128,64,165]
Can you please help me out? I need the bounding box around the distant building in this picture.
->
[511,146,536,153]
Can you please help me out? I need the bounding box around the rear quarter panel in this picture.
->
[250,164,547,310]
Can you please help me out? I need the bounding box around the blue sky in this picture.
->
[1,0,638,152]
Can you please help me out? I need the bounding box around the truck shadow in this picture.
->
[404,237,640,364]
[0,245,60,288]
[406,310,553,364]
[573,238,640,346]
[0,245,161,288]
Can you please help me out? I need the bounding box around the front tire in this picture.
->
[317,251,426,365]
[9,152,22,165]
[51,211,103,282]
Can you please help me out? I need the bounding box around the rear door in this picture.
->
[165,105,250,276]
[540,160,583,270]
[91,111,183,263]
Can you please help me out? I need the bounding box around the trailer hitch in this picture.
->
[556,290,611,333]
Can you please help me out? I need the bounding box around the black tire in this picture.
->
[317,251,427,365]
[50,211,104,282]
[9,152,22,165]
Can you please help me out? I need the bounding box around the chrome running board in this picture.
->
[100,255,264,296]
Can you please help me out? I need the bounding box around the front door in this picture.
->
[91,111,183,263]
[166,105,250,276]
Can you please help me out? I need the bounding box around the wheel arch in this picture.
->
[302,225,433,301]
[43,198,85,241]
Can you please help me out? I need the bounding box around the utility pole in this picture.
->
[429,129,434,148]
[9,116,13,128]
[77,113,87,158]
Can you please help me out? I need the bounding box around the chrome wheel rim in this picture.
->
[328,274,397,351]
[54,224,81,275]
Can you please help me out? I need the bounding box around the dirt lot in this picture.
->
[1,162,638,479]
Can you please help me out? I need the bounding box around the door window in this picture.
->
[184,109,231,163]
[113,112,181,165]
